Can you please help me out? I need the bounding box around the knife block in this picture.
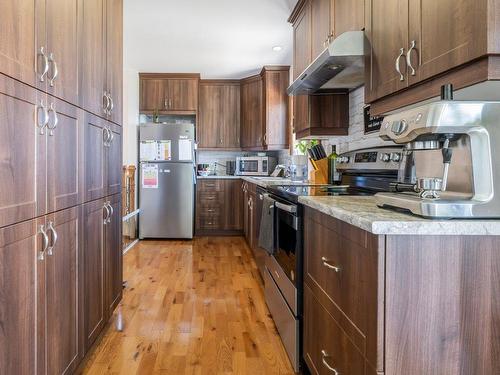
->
[309,158,329,184]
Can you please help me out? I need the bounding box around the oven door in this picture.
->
[273,200,300,286]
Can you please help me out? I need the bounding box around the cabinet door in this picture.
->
[167,79,198,111]
[311,0,331,59]
[107,123,122,196]
[139,78,165,111]
[243,186,249,241]
[263,69,289,148]
[105,195,122,317]
[0,76,44,228]
[84,113,107,201]
[222,180,243,231]
[221,84,241,149]
[106,0,123,125]
[248,79,263,148]
[240,82,252,149]
[0,0,39,86]
[46,0,79,105]
[83,199,106,349]
[365,0,408,102]
[45,206,81,375]
[293,95,309,134]
[198,84,221,148]
[79,0,106,117]
[0,219,45,375]
[408,0,488,86]
[293,1,312,80]
[47,97,84,213]
[333,0,364,38]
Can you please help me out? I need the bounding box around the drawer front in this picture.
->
[197,191,224,204]
[304,208,383,371]
[265,255,298,316]
[264,269,299,372]
[304,285,365,375]
[197,179,224,192]
[197,214,221,229]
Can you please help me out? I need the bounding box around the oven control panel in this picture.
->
[336,147,403,170]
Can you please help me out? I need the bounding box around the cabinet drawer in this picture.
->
[304,208,384,370]
[304,285,365,375]
[197,206,221,215]
[197,214,221,229]
[197,179,224,192]
[197,191,224,204]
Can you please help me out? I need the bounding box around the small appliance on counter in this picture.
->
[226,160,236,175]
[376,85,500,218]
[235,155,277,176]
[197,163,211,177]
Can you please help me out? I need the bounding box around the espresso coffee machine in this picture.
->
[376,87,500,218]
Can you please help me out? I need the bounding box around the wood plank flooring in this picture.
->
[81,237,295,374]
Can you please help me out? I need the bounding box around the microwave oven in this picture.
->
[235,156,277,176]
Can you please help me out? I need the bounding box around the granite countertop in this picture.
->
[298,195,500,235]
[197,175,241,179]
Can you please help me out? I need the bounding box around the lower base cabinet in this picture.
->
[83,194,122,351]
[0,206,82,375]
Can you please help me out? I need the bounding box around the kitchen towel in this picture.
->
[258,195,275,254]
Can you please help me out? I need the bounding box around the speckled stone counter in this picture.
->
[298,195,500,235]
[196,175,241,179]
[241,176,293,188]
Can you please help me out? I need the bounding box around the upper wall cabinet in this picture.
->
[139,74,200,113]
[366,0,500,112]
[240,66,290,151]
[0,0,79,105]
[80,0,123,125]
[198,80,241,149]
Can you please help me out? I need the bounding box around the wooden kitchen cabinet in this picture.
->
[289,1,350,139]
[333,0,365,38]
[303,206,500,375]
[195,179,243,234]
[84,112,122,202]
[240,66,290,150]
[198,80,240,149]
[139,73,200,113]
[365,0,500,112]
[0,207,82,375]
[105,0,123,125]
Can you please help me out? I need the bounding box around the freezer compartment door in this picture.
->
[139,123,194,162]
[139,162,194,239]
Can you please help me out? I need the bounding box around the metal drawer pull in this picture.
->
[37,100,49,135]
[321,257,341,272]
[321,350,339,374]
[46,221,58,256]
[103,203,110,224]
[406,40,417,76]
[275,201,297,213]
[107,202,114,224]
[47,103,58,136]
[395,47,405,81]
[38,225,49,261]
[47,52,58,87]
[38,46,49,82]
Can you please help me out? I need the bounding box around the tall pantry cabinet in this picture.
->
[0,0,123,373]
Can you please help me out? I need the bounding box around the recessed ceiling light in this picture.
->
[272,46,283,52]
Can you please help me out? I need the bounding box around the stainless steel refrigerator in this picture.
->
[139,122,195,239]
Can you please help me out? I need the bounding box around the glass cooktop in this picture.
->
[267,184,374,203]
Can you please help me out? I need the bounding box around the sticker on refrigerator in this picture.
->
[140,141,157,161]
[178,139,192,161]
[142,165,159,189]
[158,140,172,160]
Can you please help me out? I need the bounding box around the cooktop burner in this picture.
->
[267,184,374,203]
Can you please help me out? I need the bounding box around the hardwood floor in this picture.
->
[81,237,294,374]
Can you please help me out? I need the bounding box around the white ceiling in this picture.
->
[124,0,298,79]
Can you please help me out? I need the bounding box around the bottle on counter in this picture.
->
[328,145,341,185]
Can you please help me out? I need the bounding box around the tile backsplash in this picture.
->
[196,150,287,175]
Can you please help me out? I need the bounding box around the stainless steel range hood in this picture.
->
[287,31,366,96]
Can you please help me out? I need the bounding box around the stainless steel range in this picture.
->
[263,146,402,373]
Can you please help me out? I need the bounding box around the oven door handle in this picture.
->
[275,201,297,214]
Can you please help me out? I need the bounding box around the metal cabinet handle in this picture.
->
[395,48,406,82]
[108,94,114,113]
[38,225,49,260]
[169,98,172,108]
[46,221,58,256]
[263,133,267,144]
[38,46,49,82]
[103,92,110,114]
[406,40,416,76]
[103,126,110,147]
[108,128,114,145]
[107,202,114,223]
[103,203,110,224]
[37,100,49,135]
[164,98,168,109]
[321,257,341,272]
[47,103,58,136]
[275,201,297,213]
[47,52,58,87]
[321,350,339,374]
